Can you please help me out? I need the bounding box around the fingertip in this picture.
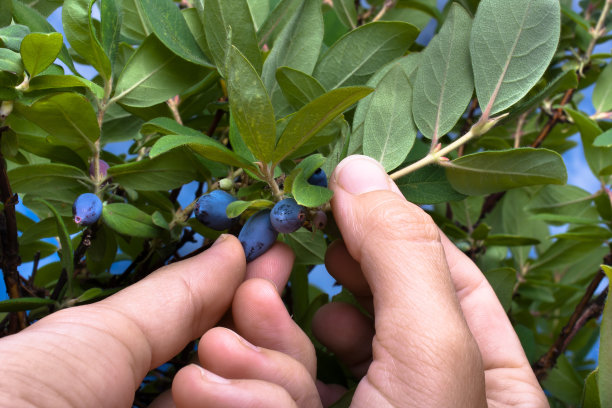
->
[246,242,294,291]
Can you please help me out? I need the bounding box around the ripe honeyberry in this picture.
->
[307,168,327,187]
[239,209,278,262]
[73,193,102,226]
[195,190,237,231]
[270,198,305,233]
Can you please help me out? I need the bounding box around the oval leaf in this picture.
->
[446,148,567,195]
[274,86,373,164]
[412,3,473,140]
[102,203,162,238]
[313,21,419,90]
[363,64,416,171]
[19,32,63,77]
[0,297,55,312]
[470,0,560,115]
[227,45,276,163]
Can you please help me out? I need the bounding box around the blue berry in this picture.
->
[72,193,102,226]
[239,209,278,262]
[195,190,237,230]
[307,168,327,187]
[270,198,305,233]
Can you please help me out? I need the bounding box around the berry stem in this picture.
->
[389,114,506,181]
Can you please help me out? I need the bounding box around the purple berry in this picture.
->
[307,168,327,187]
[239,209,278,262]
[270,198,305,233]
[195,190,237,231]
[72,193,102,226]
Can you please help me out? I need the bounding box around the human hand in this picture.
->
[0,235,292,407]
[313,155,548,407]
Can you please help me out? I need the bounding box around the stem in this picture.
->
[167,96,183,126]
[390,115,505,180]
[372,0,393,22]
[263,163,283,201]
[585,0,612,60]
[513,111,528,148]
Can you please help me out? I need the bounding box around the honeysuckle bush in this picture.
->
[0,0,612,405]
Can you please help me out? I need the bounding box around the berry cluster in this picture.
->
[195,168,329,262]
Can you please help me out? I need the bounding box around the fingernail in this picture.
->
[211,234,229,247]
[232,331,261,352]
[334,155,392,195]
[199,366,231,384]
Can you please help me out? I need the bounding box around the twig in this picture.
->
[167,96,183,126]
[372,0,393,22]
[0,126,25,332]
[207,109,225,137]
[513,111,528,148]
[532,252,612,381]
[585,0,612,63]
[531,88,575,148]
[29,250,40,285]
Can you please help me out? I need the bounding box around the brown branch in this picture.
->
[532,252,612,381]
[0,126,25,332]
[531,88,576,148]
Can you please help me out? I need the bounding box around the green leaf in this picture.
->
[283,228,326,265]
[483,267,516,311]
[290,155,333,207]
[526,184,599,224]
[0,48,24,75]
[77,287,104,302]
[446,148,567,196]
[151,136,258,173]
[203,0,262,76]
[0,0,11,27]
[594,62,612,113]
[599,265,612,407]
[8,163,89,195]
[113,34,210,107]
[20,216,80,245]
[0,297,55,312]
[86,224,117,274]
[11,0,77,73]
[276,67,326,110]
[397,165,467,204]
[226,199,274,218]
[62,0,112,80]
[413,4,473,140]
[332,0,357,29]
[247,0,269,30]
[102,203,162,238]
[262,0,323,117]
[139,0,212,67]
[227,45,276,163]
[120,0,152,41]
[484,235,540,246]
[541,355,583,405]
[0,24,30,51]
[396,0,442,22]
[257,0,301,47]
[470,0,560,115]
[14,93,98,154]
[566,108,612,177]
[26,74,92,92]
[274,86,373,164]
[19,32,63,77]
[36,198,74,277]
[108,150,207,191]
[363,64,416,171]
[505,69,578,122]
[582,369,601,408]
[313,21,419,90]
[594,128,612,147]
[100,0,122,72]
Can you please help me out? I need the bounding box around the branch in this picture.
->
[532,251,612,381]
[0,125,25,332]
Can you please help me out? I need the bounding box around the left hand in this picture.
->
[0,235,294,407]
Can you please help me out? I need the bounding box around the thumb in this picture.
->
[329,155,485,406]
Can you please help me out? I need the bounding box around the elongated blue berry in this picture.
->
[270,198,305,233]
[72,193,102,226]
[195,190,237,230]
[307,168,327,187]
[239,209,278,262]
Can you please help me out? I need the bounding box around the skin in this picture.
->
[0,155,548,407]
